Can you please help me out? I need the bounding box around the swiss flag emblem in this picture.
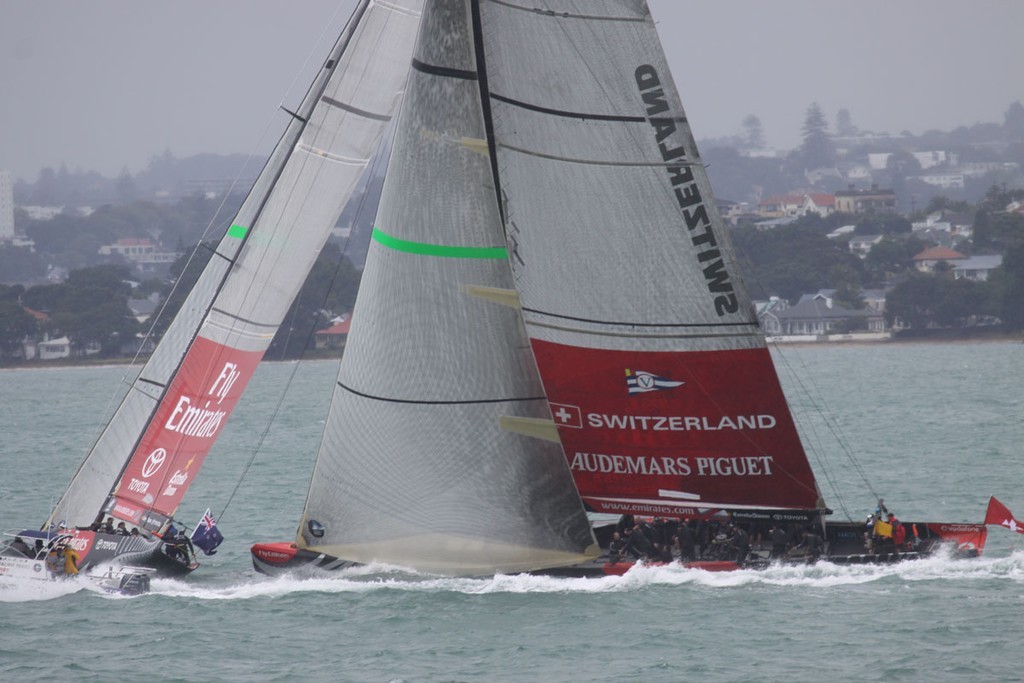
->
[550,403,582,429]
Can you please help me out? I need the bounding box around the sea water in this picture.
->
[1,342,1022,682]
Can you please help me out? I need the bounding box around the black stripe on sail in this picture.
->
[491,92,685,124]
[412,58,478,81]
[521,306,759,329]
[338,381,545,406]
[487,0,647,23]
[320,95,391,122]
[209,307,281,330]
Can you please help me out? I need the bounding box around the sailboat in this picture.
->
[250,0,989,578]
[0,0,425,590]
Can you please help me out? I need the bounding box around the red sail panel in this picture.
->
[110,337,264,523]
[531,340,821,517]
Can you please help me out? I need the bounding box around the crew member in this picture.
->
[62,544,80,576]
[729,524,750,566]
[769,525,789,560]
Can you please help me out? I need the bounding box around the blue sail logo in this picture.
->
[625,369,684,395]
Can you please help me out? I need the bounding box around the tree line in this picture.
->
[0,241,361,362]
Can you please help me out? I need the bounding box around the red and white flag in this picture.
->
[984,496,1024,535]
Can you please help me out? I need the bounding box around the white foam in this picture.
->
[140,548,1024,600]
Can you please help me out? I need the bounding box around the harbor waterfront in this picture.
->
[2,342,1022,682]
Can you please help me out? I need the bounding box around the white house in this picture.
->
[37,336,71,360]
[953,255,1003,282]
[848,234,883,259]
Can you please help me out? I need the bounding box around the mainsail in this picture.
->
[477,1,824,517]
[46,0,424,533]
[298,0,598,575]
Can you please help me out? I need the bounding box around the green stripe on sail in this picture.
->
[227,224,249,239]
[372,227,507,259]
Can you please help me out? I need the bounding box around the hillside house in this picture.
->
[848,234,883,258]
[834,184,897,214]
[314,315,352,351]
[98,237,181,273]
[775,294,885,335]
[755,297,789,336]
[953,255,1003,282]
[912,246,966,273]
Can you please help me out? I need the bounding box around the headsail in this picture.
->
[297,0,598,575]
[477,1,823,517]
[47,0,425,532]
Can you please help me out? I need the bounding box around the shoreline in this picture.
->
[2,332,1020,371]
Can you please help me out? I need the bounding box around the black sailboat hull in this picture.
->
[251,519,985,578]
[4,529,197,578]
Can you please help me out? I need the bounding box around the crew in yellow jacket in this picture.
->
[62,546,80,575]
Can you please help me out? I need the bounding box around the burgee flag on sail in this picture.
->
[984,496,1024,534]
[625,369,684,395]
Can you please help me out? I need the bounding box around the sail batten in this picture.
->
[337,381,547,406]
[319,95,394,121]
[490,92,650,123]
[484,0,647,24]
[412,58,478,81]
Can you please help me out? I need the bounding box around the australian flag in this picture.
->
[190,508,225,555]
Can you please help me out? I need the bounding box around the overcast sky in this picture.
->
[2,1,1022,182]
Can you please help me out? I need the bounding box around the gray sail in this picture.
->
[47,0,424,531]
[477,1,824,515]
[299,0,598,575]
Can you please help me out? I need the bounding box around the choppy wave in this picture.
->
[0,577,87,603]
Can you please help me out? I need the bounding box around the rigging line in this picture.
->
[210,0,384,362]
[199,2,387,524]
[200,0,380,363]
[769,346,873,520]
[221,125,396,523]
[218,351,308,525]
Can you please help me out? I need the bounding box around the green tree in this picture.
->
[24,265,137,356]
[997,242,1024,330]
[885,274,995,329]
[742,114,765,149]
[115,167,139,204]
[1005,100,1024,142]
[835,108,857,137]
[149,242,216,338]
[0,245,46,284]
[829,264,864,308]
[863,236,923,284]
[0,286,37,357]
[268,242,362,359]
[33,167,59,205]
[731,222,863,302]
[797,102,835,169]
[855,213,912,236]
